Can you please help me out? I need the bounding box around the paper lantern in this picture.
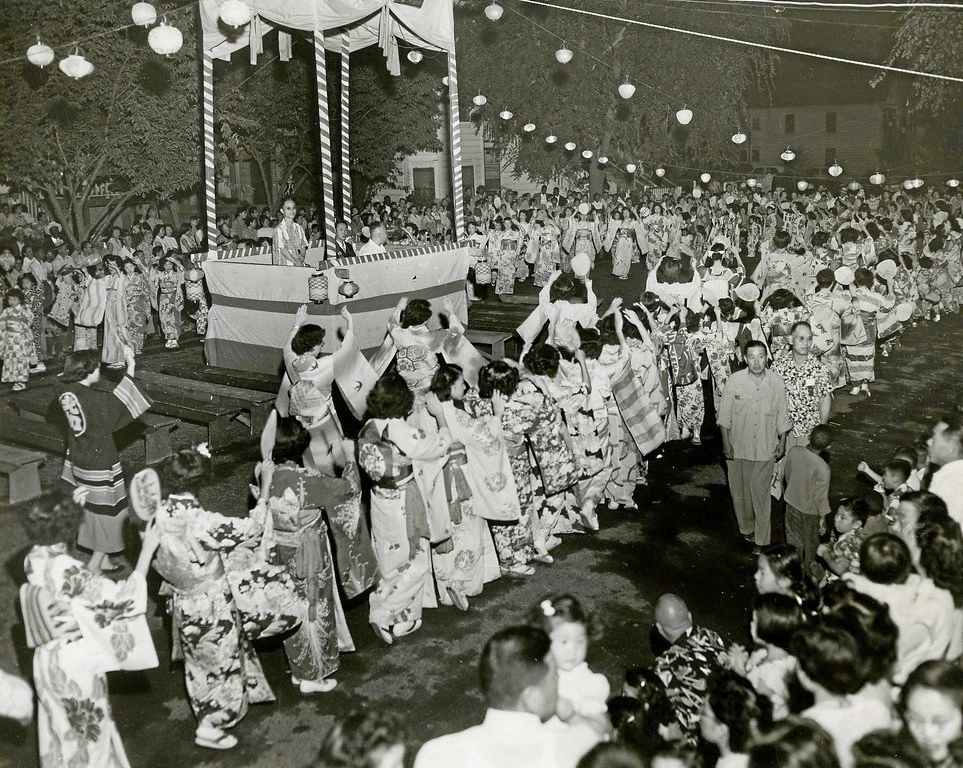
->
[692,187,702,199]
[581,149,593,159]
[472,93,487,107]
[407,51,424,64]
[185,269,205,301]
[902,179,914,190]
[59,49,94,79]
[484,2,504,20]
[746,178,757,188]
[675,107,693,125]
[26,39,54,68]
[700,173,711,184]
[523,122,536,132]
[499,108,513,120]
[555,46,573,64]
[781,148,795,162]
[948,179,960,188]
[655,167,665,177]
[911,178,924,189]
[545,134,557,144]
[828,163,843,177]
[219,0,252,28]
[598,156,608,164]
[131,2,157,27]
[442,76,449,86]
[848,181,862,192]
[731,132,747,145]
[308,272,328,304]
[338,279,360,299]
[797,180,809,192]
[625,163,636,174]
[618,80,636,100]
[870,172,885,185]
[564,141,576,151]
[148,21,183,56]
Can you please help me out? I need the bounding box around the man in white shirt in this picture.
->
[928,413,963,527]
[357,221,388,256]
[414,626,598,768]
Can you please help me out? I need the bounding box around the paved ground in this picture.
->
[1,253,960,768]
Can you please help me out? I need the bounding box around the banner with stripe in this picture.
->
[204,245,471,375]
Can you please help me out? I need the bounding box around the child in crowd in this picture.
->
[17,272,45,370]
[699,671,774,768]
[782,424,833,577]
[754,544,819,614]
[1,289,38,391]
[818,499,867,580]
[530,594,611,736]
[857,457,914,514]
[857,494,889,538]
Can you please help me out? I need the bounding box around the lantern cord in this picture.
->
[514,0,963,84]
[713,0,963,10]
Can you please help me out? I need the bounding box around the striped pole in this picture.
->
[202,50,218,260]
[340,34,352,222]
[315,31,337,257]
[446,51,466,241]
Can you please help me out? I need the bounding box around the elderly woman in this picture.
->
[358,373,453,643]
[19,493,160,768]
[258,415,375,694]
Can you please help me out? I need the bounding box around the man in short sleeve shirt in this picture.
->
[770,321,833,448]
[717,341,791,546]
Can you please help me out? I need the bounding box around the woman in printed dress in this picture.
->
[358,373,452,644]
[1,289,37,391]
[152,447,300,750]
[19,492,161,768]
[122,258,151,354]
[272,198,308,267]
[474,361,580,574]
[846,267,896,396]
[643,204,671,271]
[18,272,45,367]
[427,364,514,608]
[154,255,184,348]
[526,211,562,287]
[259,416,376,694]
[101,256,129,368]
[493,218,524,296]
[760,289,810,356]
[604,208,645,280]
[808,268,863,389]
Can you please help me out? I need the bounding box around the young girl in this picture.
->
[1,289,38,391]
[530,594,610,736]
[817,498,867,580]
[155,255,184,348]
[896,661,963,768]
[754,544,819,614]
[18,273,45,371]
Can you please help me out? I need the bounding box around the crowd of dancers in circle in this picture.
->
[0,178,962,768]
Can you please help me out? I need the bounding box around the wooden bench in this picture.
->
[0,407,65,454]
[8,390,179,465]
[0,445,46,504]
[466,329,512,361]
[132,382,249,450]
[159,363,281,394]
[136,371,275,434]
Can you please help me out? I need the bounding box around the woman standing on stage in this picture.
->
[273,198,308,267]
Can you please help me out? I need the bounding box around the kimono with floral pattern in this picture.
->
[152,494,298,730]
[265,460,374,683]
[23,545,157,768]
[493,229,524,295]
[1,304,37,384]
[124,272,151,354]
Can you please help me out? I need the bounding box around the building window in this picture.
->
[751,148,760,162]
[751,116,761,130]
[462,165,475,195]
[412,167,434,197]
[824,148,836,166]
[784,114,795,134]
[825,112,837,133]
[739,149,749,163]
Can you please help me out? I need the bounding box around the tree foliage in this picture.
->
[0,0,199,247]
[456,0,787,190]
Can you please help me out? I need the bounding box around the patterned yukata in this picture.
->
[55,376,151,554]
[563,222,601,273]
[846,287,895,384]
[763,306,811,356]
[1,304,37,384]
[493,230,524,295]
[124,273,151,354]
[654,626,729,740]
[155,269,184,344]
[605,222,644,278]
[101,274,128,366]
[152,494,298,730]
[527,223,562,287]
[21,545,157,768]
[49,271,85,328]
[808,291,858,389]
[23,284,45,360]
[266,460,375,683]
[827,528,863,577]
[770,351,833,442]
[358,418,451,627]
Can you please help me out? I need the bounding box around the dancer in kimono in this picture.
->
[526,212,562,287]
[1,290,37,391]
[493,219,524,296]
[20,493,161,768]
[846,267,895,396]
[604,208,645,279]
[562,208,602,274]
[101,256,129,368]
[427,364,513,608]
[18,272,45,367]
[73,263,108,351]
[122,259,151,354]
[152,447,300,750]
[808,268,862,389]
[643,205,671,270]
[358,374,452,644]
[272,198,308,266]
[259,416,376,693]
[475,361,580,574]
[155,255,184,349]
[49,268,85,332]
[55,348,151,574]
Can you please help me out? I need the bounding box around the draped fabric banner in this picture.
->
[204,244,470,375]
